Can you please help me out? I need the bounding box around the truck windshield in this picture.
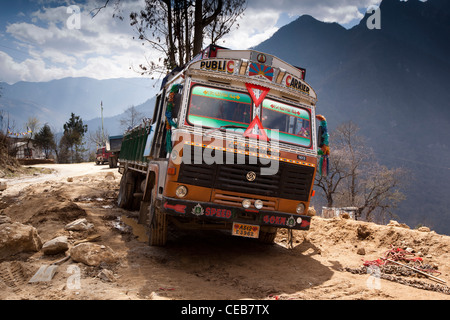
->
[187,85,252,130]
[261,98,311,148]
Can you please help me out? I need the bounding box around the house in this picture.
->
[12,138,45,160]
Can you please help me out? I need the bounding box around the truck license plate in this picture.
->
[232,223,260,239]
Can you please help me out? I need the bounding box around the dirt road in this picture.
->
[0,162,116,197]
[1,162,449,302]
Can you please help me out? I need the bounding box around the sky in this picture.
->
[0,0,383,85]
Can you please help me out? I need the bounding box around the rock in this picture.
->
[0,222,42,259]
[149,292,172,300]
[307,207,316,217]
[42,236,69,255]
[340,212,350,219]
[70,243,118,266]
[97,268,116,282]
[387,220,400,227]
[387,220,409,229]
[65,218,93,231]
[405,247,415,254]
[0,182,7,191]
[67,177,73,182]
[417,226,431,232]
[357,225,371,240]
[105,172,115,180]
[357,247,366,255]
[0,215,12,224]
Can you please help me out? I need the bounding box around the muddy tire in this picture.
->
[117,171,135,209]
[148,206,168,246]
[258,226,277,244]
[109,157,118,168]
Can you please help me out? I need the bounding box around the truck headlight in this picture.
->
[296,203,305,214]
[254,200,263,210]
[175,185,188,198]
[242,199,251,209]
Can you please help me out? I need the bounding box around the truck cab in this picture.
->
[95,146,110,165]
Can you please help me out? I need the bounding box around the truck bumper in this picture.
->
[161,197,311,230]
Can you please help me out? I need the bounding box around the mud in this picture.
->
[0,163,449,301]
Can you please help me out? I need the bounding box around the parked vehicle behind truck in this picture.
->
[95,135,123,167]
[95,146,110,165]
[117,45,325,246]
[107,135,123,168]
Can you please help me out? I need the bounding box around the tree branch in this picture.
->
[90,0,111,18]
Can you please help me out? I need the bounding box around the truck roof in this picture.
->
[182,45,317,102]
[109,135,123,140]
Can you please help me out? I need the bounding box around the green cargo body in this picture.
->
[119,124,152,164]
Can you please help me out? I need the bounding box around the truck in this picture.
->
[106,135,123,168]
[117,45,327,246]
[95,135,123,167]
[95,146,110,165]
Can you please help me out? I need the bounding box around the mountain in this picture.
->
[254,0,450,234]
[0,77,160,131]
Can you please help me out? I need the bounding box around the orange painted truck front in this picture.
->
[117,45,323,246]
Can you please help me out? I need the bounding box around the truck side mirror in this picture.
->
[172,92,182,118]
[317,124,325,148]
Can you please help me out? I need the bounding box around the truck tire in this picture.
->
[149,206,168,246]
[118,171,135,209]
[108,157,117,168]
[258,226,277,244]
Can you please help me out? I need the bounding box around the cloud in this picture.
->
[1,0,153,84]
[220,0,382,50]
[0,0,383,84]
[220,8,281,49]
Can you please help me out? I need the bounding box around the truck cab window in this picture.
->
[187,85,252,129]
[261,98,311,148]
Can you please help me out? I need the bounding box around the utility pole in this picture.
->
[101,101,104,146]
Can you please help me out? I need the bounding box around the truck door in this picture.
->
[144,90,165,159]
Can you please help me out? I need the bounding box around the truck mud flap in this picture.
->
[161,197,311,230]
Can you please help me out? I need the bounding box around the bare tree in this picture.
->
[205,0,246,46]
[315,121,408,222]
[120,105,145,131]
[355,164,407,223]
[333,121,372,206]
[89,126,109,148]
[315,147,350,207]
[96,0,246,76]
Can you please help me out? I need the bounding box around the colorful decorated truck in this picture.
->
[117,45,327,246]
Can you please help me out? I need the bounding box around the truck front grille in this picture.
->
[177,146,315,201]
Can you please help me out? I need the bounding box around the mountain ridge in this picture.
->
[254,0,450,234]
[0,77,159,131]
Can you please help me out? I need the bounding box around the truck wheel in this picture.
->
[258,226,277,244]
[109,157,117,168]
[118,171,135,209]
[149,206,167,246]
